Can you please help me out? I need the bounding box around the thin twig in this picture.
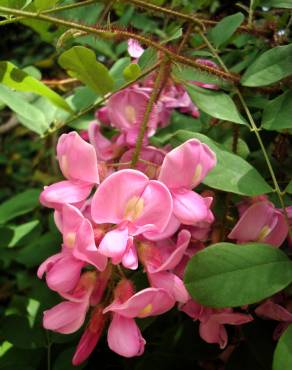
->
[0,115,18,134]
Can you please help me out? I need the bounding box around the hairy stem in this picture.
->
[0,6,239,83]
[117,0,269,36]
[131,59,167,167]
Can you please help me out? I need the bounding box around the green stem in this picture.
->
[198,27,290,232]
[248,0,254,28]
[0,6,239,83]
[198,30,228,73]
[236,90,285,203]
[0,0,96,26]
[131,59,167,167]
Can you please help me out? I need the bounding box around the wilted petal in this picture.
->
[255,299,292,322]
[72,307,105,365]
[199,320,228,349]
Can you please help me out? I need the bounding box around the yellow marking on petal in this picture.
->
[192,164,202,187]
[61,155,69,178]
[65,232,76,248]
[257,225,271,242]
[124,105,136,124]
[124,196,144,221]
[138,304,153,317]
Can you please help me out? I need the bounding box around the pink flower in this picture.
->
[40,132,99,209]
[43,272,97,334]
[91,169,173,269]
[255,298,292,339]
[158,139,216,226]
[119,146,165,179]
[106,89,159,145]
[140,229,191,274]
[38,204,107,293]
[181,300,253,348]
[228,201,288,247]
[104,279,175,357]
[88,121,124,162]
[128,39,144,58]
[72,306,106,365]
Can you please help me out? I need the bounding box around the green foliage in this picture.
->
[184,243,292,307]
[273,324,292,370]
[0,84,49,134]
[58,46,114,95]
[209,12,244,48]
[0,1,291,369]
[0,61,72,112]
[186,85,247,125]
[261,90,292,130]
[0,189,40,224]
[241,44,292,86]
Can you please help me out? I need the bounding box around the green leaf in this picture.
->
[241,44,292,86]
[222,136,250,159]
[261,90,292,130]
[123,63,141,81]
[186,84,247,125]
[273,324,292,370]
[0,315,45,349]
[262,0,292,8]
[58,46,114,95]
[172,64,227,88]
[0,84,48,134]
[7,220,40,247]
[34,0,57,11]
[184,242,292,308]
[209,12,245,48]
[166,130,273,195]
[285,180,292,194]
[0,189,40,224]
[0,61,72,112]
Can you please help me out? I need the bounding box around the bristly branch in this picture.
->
[116,0,271,37]
[0,6,240,83]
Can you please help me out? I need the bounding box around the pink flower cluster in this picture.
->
[37,42,291,365]
[38,130,222,363]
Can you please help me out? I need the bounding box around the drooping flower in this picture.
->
[43,272,97,334]
[181,300,253,348]
[106,89,159,145]
[104,279,175,357]
[40,132,99,209]
[228,201,288,247]
[38,204,107,293]
[72,306,106,365]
